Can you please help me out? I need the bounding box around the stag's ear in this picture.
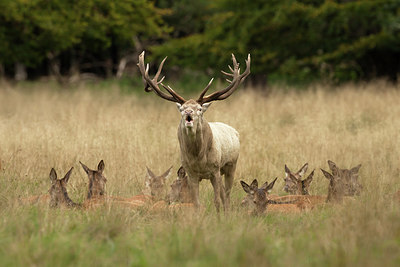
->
[303,170,314,187]
[350,164,361,174]
[146,166,156,180]
[62,167,74,184]
[240,181,252,194]
[321,169,334,180]
[201,103,212,113]
[161,166,172,180]
[263,177,277,193]
[97,160,105,173]
[176,103,183,112]
[297,163,308,177]
[79,161,90,174]
[50,168,57,183]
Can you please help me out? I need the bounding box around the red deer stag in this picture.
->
[138,52,250,212]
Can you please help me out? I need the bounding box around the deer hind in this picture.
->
[321,160,362,203]
[138,51,250,212]
[283,163,315,195]
[49,167,80,208]
[167,166,192,204]
[144,166,172,201]
[240,178,298,215]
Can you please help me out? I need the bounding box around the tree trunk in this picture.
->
[15,62,27,81]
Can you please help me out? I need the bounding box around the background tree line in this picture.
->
[0,0,399,86]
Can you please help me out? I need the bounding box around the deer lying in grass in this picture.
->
[18,167,80,207]
[321,160,362,203]
[138,52,250,212]
[167,166,192,204]
[80,160,174,207]
[283,163,315,195]
[240,178,300,215]
[48,167,80,208]
[274,163,325,209]
[150,166,196,211]
[144,166,172,201]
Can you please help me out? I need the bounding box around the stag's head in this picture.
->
[145,166,172,200]
[283,163,315,195]
[49,167,74,207]
[240,178,277,215]
[137,51,250,131]
[80,160,107,200]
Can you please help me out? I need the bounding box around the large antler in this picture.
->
[137,51,186,104]
[197,54,251,104]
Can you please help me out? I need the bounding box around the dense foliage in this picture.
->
[0,0,399,84]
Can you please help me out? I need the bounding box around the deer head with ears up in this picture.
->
[138,52,250,212]
[79,160,107,200]
[144,166,172,201]
[283,163,315,195]
[49,167,80,208]
[321,160,362,202]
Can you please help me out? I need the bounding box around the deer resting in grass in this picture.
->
[240,178,299,215]
[138,51,250,212]
[283,163,315,195]
[321,160,362,203]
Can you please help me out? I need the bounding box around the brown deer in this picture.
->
[49,167,80,208]
[138,51,250,212]
[144,166,172,201]
[240,178,299,215]
[167,166,192,204]
[80,160,169,207]
[321,160,362,203]
[283,163,315,195]
[80,160,108,201]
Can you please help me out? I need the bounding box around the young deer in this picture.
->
[138,52,250,212]
[80,160,108,200]
[321,160,362,203]
[144,166,172,201]
[80,160,170,207]
[49,167,80,208]
[167,166,192,204]
[241,178,297,215]
[283,163,315,195]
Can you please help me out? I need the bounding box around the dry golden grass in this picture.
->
[0,80,399,266]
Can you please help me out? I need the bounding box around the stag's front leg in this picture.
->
[187,176,200,208]
[210,172,226,213]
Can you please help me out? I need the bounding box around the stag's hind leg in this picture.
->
[222,163,237,211]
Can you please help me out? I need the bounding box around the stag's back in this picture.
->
[209,122,240,165]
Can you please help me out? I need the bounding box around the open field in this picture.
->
[0,81,400,266]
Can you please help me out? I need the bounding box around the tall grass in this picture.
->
[0,81,399,266]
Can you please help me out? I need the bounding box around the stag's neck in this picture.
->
[178,118,213,158]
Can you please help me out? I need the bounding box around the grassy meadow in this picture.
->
[0,80,399,266]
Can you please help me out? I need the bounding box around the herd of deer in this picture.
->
[18,159,363,215]
[13,52,399,214]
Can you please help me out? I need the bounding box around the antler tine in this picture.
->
[197,53,251,104]
[161,83,186,103]
[197,78,215,101]
[137,51,186,104]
